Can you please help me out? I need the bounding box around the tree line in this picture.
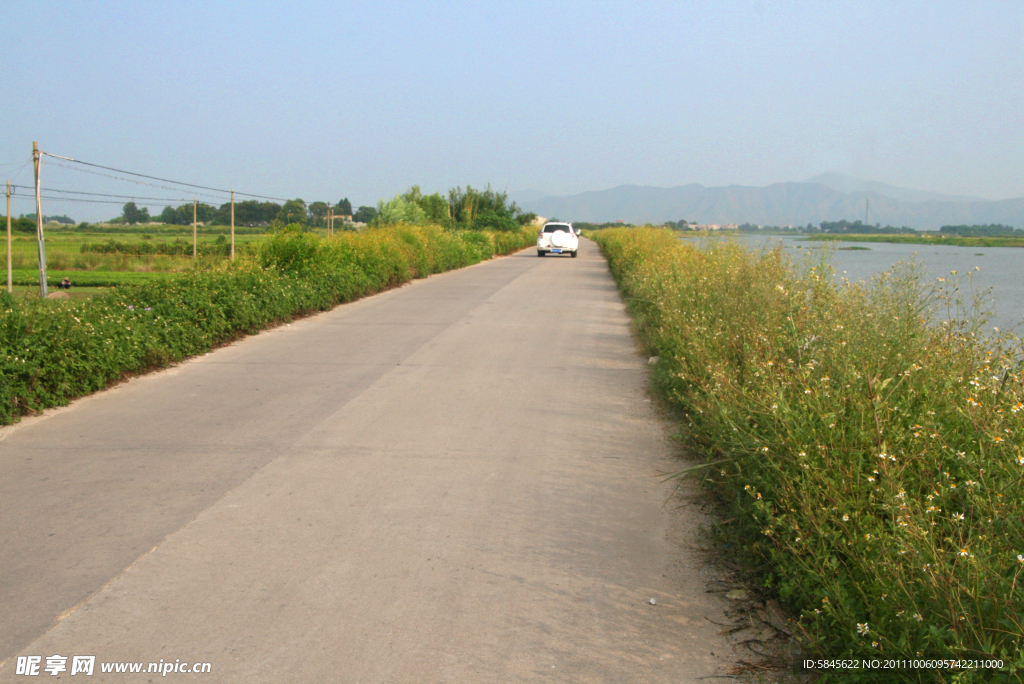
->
[939,224,1024,237]
[373,185,535,232]
[115,197,377,228]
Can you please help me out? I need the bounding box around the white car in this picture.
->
[537,222,579,257]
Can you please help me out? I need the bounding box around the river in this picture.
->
[679,234,1024,334]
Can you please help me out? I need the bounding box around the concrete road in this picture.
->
[0,240,736,682]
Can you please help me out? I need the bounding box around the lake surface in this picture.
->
[680,234,1024,334]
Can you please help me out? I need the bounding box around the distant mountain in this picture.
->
[521,182,1024,231]
[508,188,551,204]
[805,173,985,204]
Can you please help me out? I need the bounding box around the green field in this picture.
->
[2,229,270,274]
[8,269,175,288]
[805,233,1024,248]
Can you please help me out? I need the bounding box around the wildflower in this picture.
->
[872,641,879,648]
[856,622,869,636]
[1017,554,1024,564]
[867,476,875,482]
[913,613,923,622]
[842,514,850,522]
[958,548,969,557]
[822,597,829,604]
[804,389,812,394]
[798,452,806,458]
[952,513,965,521]
[864,534,871,540]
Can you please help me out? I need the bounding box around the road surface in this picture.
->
[0,240,736,682]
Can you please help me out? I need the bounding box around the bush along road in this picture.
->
[0,224,535,425]
[592,227,1024,683]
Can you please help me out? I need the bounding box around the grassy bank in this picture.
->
[0,224,534,425]
[591,228,1023,682]
[805,234,1024,248]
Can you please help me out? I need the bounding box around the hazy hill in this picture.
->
[520,181,1024,231]
[805,173,985,204]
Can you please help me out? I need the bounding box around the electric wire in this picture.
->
[39,187,208,203]
[41,152,288,201]
[42,161,234,201]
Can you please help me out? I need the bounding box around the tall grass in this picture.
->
[0,224,534,424]
[592,228,1024,682]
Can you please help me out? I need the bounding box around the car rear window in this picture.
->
[543,224,571,233]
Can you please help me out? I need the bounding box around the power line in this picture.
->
[41,187,209,203]
[9,189,211,208]
[41,151,289,201]
[42,161,234,201]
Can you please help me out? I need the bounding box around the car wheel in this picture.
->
[537,251,545,257]
[571,250,578,258]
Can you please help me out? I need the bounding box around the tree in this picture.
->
[353,206,377,223]
[308,201,329,228]
[122,201,151,225]
[277,199,308,225]
[401,186,448,224]
[224,200,281,227]
[336,198,353,216]
[446,184,527,231]
[374,194,427,225]
[3,216,36,233]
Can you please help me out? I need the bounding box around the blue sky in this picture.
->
[1,0,1021,220]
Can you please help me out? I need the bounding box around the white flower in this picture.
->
[856,622,869,636]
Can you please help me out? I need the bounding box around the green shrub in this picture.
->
[0,224,535,425]
[592,228,1024,682]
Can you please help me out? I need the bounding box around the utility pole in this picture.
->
[192,198,197,258]
[865,198,870,227]
[230,190,235,261]
[6,181,12,293]
[328,205,333,237]
[33,142,47,297]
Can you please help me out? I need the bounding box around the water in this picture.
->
[680,234,1024,334]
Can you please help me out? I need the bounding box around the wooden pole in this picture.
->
[230,190,235,261]
[328,205,333,237]
[33,142,48,297]
[192,198,197,258]
[6,181,12,293]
